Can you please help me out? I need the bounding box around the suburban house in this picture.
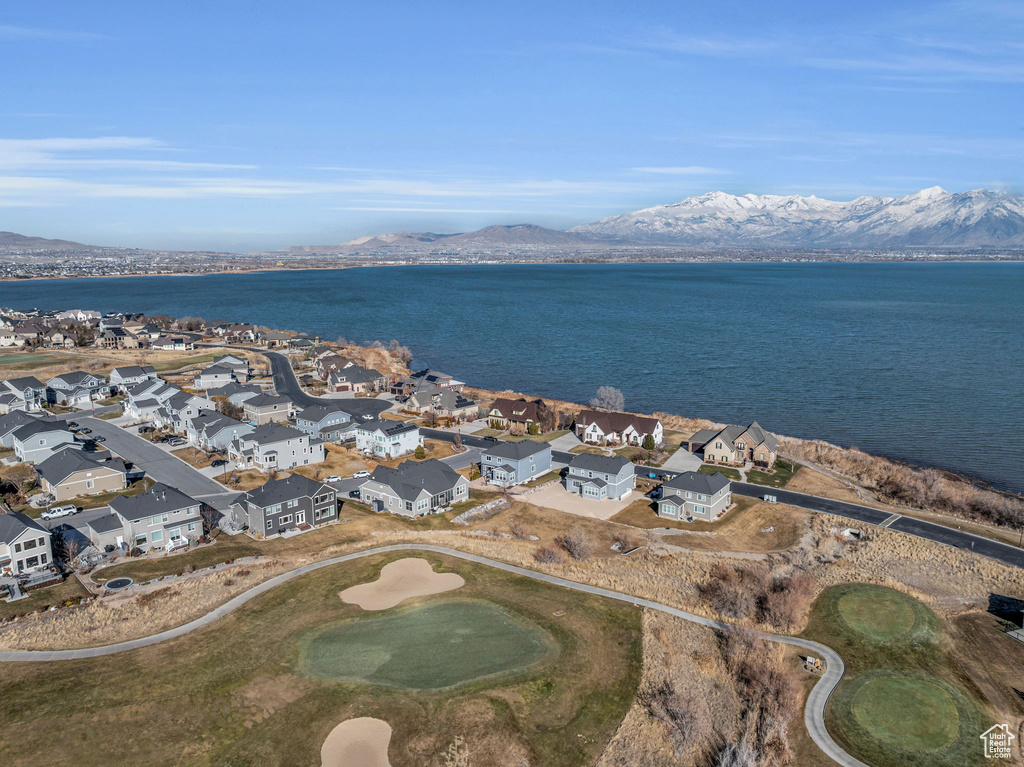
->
[480,440,552,486]
[261,330,293,348]
[0,512,54,575]
[235,474,338,535]
[327,365,387,393]
[150,335,194,351]
[2,376,46,412]
[687,422,779,468]
[406,386,478,420]
[391,369,464,399]
[228,423,325,472]
[194,364,236,390]
[35,447,128,502]
[10,419,77,463]
[185,411,254,451]
[242,393,293,425]
[96,327,141,349]
[153,390,217,431]
[109,365,158,391]
[211,354,252,381]
[42,327,78,348]
[574,410,664,447]
[109,483,203,552]
[295,404,353,442]
[355,419,422,458]
[360,459,469,517]
[45,371,109,406]
[657,471,732,522]
[0,329,24,347]
[122,379,183,421]
[564,453,636,500]
[486,398,546,430]
[0,411,42,447]
[222,324,258,343]
[315,354,354,379]
[206,381,264,406]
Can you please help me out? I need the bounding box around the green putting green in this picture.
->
[301,600,556,690]
[852,674,961,751]
[837,586,920,640]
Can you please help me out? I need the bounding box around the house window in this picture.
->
[716,442,722,449]
[698,494,706,501]
[685,492,691,499]
[695,505,706,514]
[279,515,292,525]
[149,513,169,525]
[266,520,273,529]
[151,529,164,542]
[135,534,148,545]
[187,522,196,532]
[287,499,298,508]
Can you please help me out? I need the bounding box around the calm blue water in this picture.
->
[3,262,1022,492]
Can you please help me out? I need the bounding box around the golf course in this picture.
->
[805,583,990,767]
[0,553,642,767]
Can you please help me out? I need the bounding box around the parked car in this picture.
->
[483,435,499,442]
[94,435,106,443]
[139,425,154,433]
[348,489,361,498]
[79,427,92,434]
[352,470,371,479]
[169,438,186,446]
[67,421,79,429]
[41,504,77,520]
[211,459,227,468]
[325,475,342,482]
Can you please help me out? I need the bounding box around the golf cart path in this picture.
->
[0,544,868,767]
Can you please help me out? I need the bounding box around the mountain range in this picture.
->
[286,187,1024,253]
[0,231,99,252]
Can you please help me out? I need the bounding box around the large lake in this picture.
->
[4,262,1022,492]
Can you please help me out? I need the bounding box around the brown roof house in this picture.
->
[486,398,544,429]
[574,410,663,447]
[687,422,778,467]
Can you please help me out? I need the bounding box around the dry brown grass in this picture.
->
[291,444,370,480]
[371,439,459,468]
[217,469,269,491]
[664,499,811,555]
[171,446,219,469]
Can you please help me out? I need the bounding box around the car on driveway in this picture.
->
[352,470,370,479]
[348,489,361,498]
[79,427,92,434]
[41,504,78,520]
[168,438,186,447]
[211,459,227,468]
[67,421,79,429]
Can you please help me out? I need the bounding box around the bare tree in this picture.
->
[200,504,221,536]
[641,681,713,757]
[534,544,565,564]
[556,526,594,560]
[590,386,625,411]
[508,518,530,540]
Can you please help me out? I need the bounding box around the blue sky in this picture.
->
[2,0,1022,251]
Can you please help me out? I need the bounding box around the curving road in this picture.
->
[0,544,868,767]
[263,350,391,419]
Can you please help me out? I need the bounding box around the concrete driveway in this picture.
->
[514,482,641,521]
[659,446,703,473]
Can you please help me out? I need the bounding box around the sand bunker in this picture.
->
[321,717,392,767]
[340,558,465,610]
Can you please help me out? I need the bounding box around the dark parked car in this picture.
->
[348,489,361,499]
[67,421,79,429]
[211,459,227,468]
[483,435,499,442]
[94,435,106,443]
[79,427,92,434]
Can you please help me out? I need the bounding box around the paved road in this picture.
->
[0,543,866,767]
[263,351,390,419]
[78,417,232,501]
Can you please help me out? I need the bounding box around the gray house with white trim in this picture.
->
[295,404,353,442]
[564,453,635,500]
[236,474,337,535]
[228,423,325,472]
[10,419,77,463]
[480,440,552,486]
[360,459,469,516]
[109,482,203,552]
[656,471,732,522]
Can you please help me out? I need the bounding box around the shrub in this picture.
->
[508,518,530,540]
[556,526,594,560]
[414,444,426,459]
[534,544,565,564]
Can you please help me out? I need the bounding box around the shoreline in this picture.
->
[3,256,1024,283]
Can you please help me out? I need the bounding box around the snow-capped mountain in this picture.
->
[569,187,1024,248]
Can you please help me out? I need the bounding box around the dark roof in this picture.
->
[0,511,49,545]
[244,393,291,408]
[662,470,731,495]
[109,482,199,522]
[488,398,543,422]
[368,459,463,502]
[36,448,127,485]
[86,513,123,534]
[357,418,418,437]
[11,419,71,440]
[245,423,306,444]
[329,365,384,384]
[297,404,350,422]
[4,376,45,391]
[690,422,778,453]
[206,382,262,398]
[576,409,661,435]
[482,440,551,461]
[48,371,103,386]
[568,452,632,473]
[198,364,233,376]
[189,411,245,435]
[0,410,41,434]
[244,474,331,507]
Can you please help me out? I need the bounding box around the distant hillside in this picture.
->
[283,187,1024,253]
[0,231,102,251]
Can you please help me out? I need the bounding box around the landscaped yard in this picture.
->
[804,583,991,767]
[746,457,801,488]
[24,478,155,519]
[699,463,743,481]
[373,439,460,468]
[0,576,91,620]
[3,552,643,767]
[90,531,264,584]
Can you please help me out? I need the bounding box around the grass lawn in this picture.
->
[95,410,122,420]
[42,403,75,415]
[746,458,801,488]
[804,583,990,767]
[90,531,264,584]
[291,445,369,480]
[0,351,64,371]
[473,427,503,437]
[150,352,221,372]
[27,478,155,519]
[95,395,124,406]
[0,447,14,459]
[699,463,743,481]
[569,445,607,455]
[0,576,90,620]
[4,552,643,767]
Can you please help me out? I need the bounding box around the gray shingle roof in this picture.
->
[662,470,731,495]
[244,393,291,408]
[357,418,418,437]
[86,513,123,534]
[245,423,306,444]
[244,474,331,507]
[0,512,48,545]
[109,482,199,522]
[482,440,551,461]
[4,376,45,392]
[11,419,71,440]
[368,459,463,502]
[36,447,127,485]
[568,453,632,473]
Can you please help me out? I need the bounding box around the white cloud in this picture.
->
[0,24,108,41]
